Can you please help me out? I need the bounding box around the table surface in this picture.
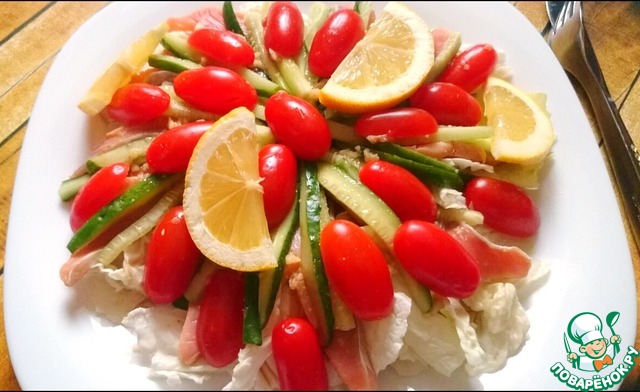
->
[1,1,639,390]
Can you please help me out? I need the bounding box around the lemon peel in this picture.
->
[183,107,276,272]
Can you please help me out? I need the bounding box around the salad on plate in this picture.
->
[58,1,555,390]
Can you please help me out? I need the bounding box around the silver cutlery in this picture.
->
[546,1,640,248]
[545,1,565,31]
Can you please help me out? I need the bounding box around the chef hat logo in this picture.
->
[567,312,604,346]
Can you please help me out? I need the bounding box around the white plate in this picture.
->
[4,1,637,390]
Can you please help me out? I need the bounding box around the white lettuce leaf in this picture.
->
[435,188,468,209]
[93,233,148,293]
[442,282,530,376]
[514,259,551,292]
[435,188,484,226]
[444,158,494,173]
[223,336,275,391]
[398,303,466,377]
[72,266,147,324]
[362,291,412,373]
[122,306,229,386]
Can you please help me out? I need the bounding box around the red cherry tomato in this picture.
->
[143,206,201,304]
[308,9,365,78]
[272,317,329,391]
[146,121,214,174]
[409,82,483,126]
[187,28,255,67]
[70,162,131,232]
[359,160,438,223]
[173,66,258,115]
[196,268,246,368]
[264,91,332,161]
[320,219,394,321]
[354,107,438,140]
[264,2,304,58]
[259,144,298,230]
[437,43,498,92]
[105,83,170,125]
[393,220,480,298]
[464,177,540,238]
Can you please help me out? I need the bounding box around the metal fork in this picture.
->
[547,1,640,249]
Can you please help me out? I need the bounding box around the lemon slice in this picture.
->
[485,77,556,165]
[183,107,276,272]
[319,1,434,114]
[77,23,168,116]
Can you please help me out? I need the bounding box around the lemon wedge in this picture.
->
[183,107,276,272]
[485,77,556,165]
[319,1,434,114]
[77,23,168,116]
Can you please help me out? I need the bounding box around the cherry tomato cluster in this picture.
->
[67,3,547,389]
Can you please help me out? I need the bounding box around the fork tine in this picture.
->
[557,2,573,29]
[553,3,566,30]
[574,1,584,23]
[566,1,575,18]
[547,0,640,250]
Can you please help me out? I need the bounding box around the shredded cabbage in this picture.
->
[122,306,230,386]
[362,292,412,374]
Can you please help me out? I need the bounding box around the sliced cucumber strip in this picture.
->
[223,1,245,36]
[161,25,283,98]
[354,1,373,28]
[304,2,332,51]
[256,124,275,147]
[425,30,462,83]
[299,162,334,345]
[258,184,300,327]
[243,272,263,346]
[433,125,494,142]
[86,136,155,174]
[237,67,283,97]
[370,149,464,190]
[371,142,458,173]
[67,174,180,253]
[96,182,183,266]
[327,120,367,145]
[325,149,363,180]
[243,183,301,345]
[148,54,200,73]
[317,162,400,246]
[319,163,433,312]
[244,4,287,89]
[59,174,90,201]
[161,31,202,62]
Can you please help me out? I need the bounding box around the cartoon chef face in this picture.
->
[568,312,608,359]
[580,337,609,359]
